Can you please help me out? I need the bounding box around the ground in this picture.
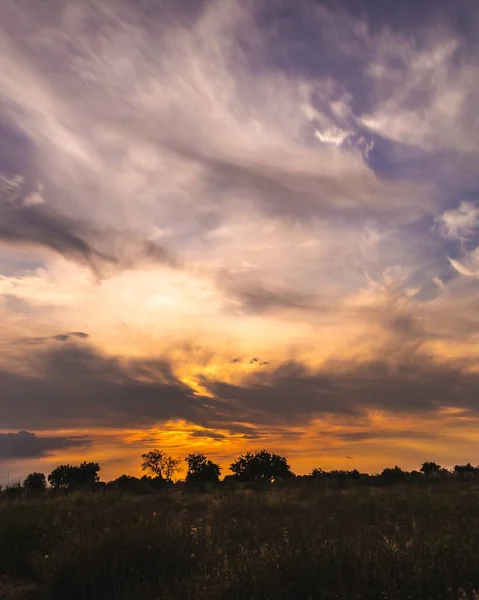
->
[2,485,479,599]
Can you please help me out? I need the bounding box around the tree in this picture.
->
[185,453,221,484]
[47,462,100,490]
[230,450,293,483]
[454,463,476,478]
[330,469,361,481]
[107,474,142,492]
[381,466,408,483]
[141,449,181,481]
[420,462,442,476]
[163,456,182,481]
[75,462,101,487]
[23,472,46,490]
[48,465,73,489]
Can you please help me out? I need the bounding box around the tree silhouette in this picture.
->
[454,463,476,478]
[141,449,181,481]
[108,474,140,491]
[23,472,46,490]
[48,462,100,490]
[230,450,293,483]
[330,469,361,481]
[75,462,101,487]
[164,456,181,481]
[420,462,442,476]
[185,453,221,484]
[381,466,407,483]
[48,465,73,489]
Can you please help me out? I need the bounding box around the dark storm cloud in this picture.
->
[202,358,479,424]
[2,341,479,434]
[0,430,90,460]
[0,343,233,430]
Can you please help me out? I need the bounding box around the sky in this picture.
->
[1,0,479,482]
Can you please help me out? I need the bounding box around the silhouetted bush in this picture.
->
[4,483,23,498]
[420,461,442,476]
[454,463,477,479]
[24,472,47,491]
[380,465,408,484]
[185,453,221,486]
[230,449,294,483]
[48,462,100,490]
[106,474,169,494]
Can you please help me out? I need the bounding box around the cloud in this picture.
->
[3,334,478,436]
[0,0,440,326]
[23,185,45,207]
[437,202,479,241]
[0,342,232,430]
[0,186,175,275]
[338,430,439,443]
[202,356,479,425]
[434,202,479,281]
[166,137,432,223]
[189,430,226,441]
[23,331,89,345]
[0,307,478,471]
[0,430,90,460]
[0,0,478,475]
[0,175,114,272]
[0,1,433,243]
[360,32,479,153]
[0,200,113,274]
[219,277,321,314]
[448,253,479,278]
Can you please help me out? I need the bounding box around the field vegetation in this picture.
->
[3,484,479,599]
[3,451,479,599]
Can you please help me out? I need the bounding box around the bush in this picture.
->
[24,473,47,491]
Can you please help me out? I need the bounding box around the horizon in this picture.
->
[1,448,469,488]
[1,0,479,481]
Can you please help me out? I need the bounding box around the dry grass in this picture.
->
[2,485,479,599]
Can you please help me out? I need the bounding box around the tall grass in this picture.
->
[2,486,479,599]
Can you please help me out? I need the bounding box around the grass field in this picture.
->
[2,485,479,599]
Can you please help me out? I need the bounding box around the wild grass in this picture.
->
[2,485,479,599]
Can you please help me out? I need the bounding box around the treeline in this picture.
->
[6,451,479,495]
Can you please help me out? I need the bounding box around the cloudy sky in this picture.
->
[1,0,479,481]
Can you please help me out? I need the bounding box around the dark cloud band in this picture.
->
[0,430,90,460]
[1,341,478,433]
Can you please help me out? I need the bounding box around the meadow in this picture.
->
[2,484,479,600]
